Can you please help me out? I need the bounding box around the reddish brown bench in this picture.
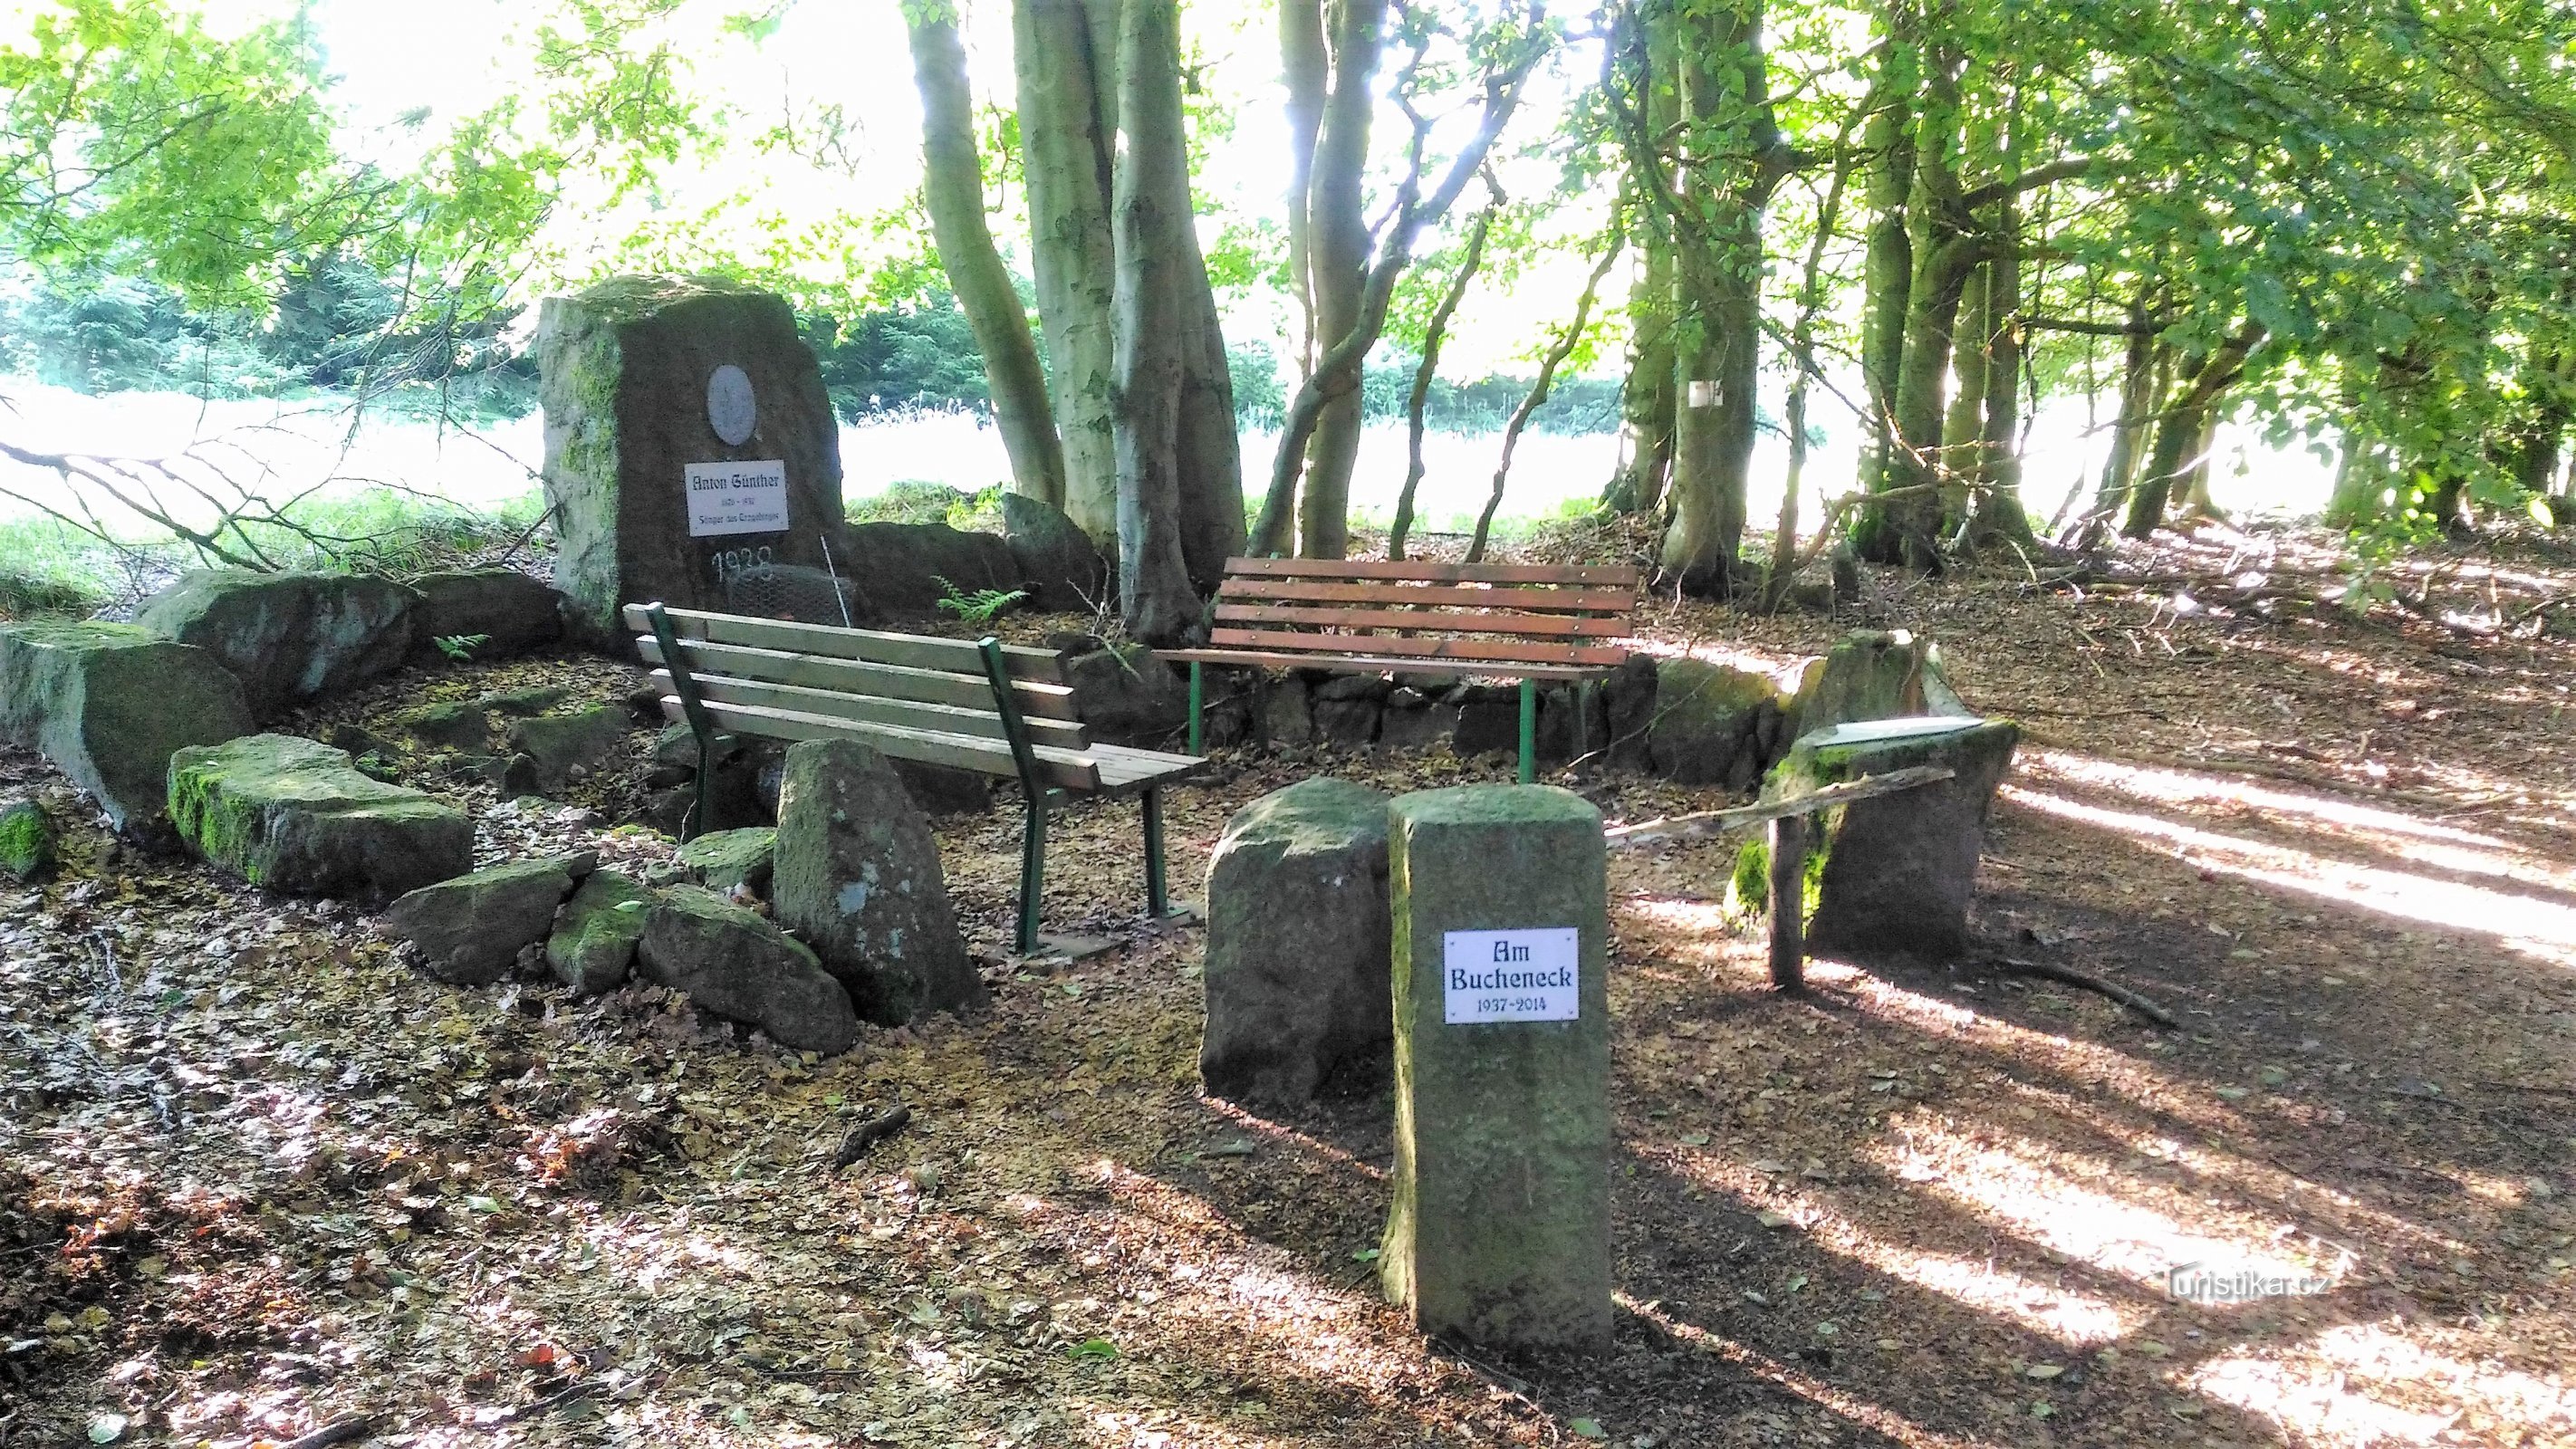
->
[1163,557,1642,780]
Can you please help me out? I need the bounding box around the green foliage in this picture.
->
[432,633,492,663]
[804,296,991,420]
[933,577,1027,628]
[850,482,1005,533]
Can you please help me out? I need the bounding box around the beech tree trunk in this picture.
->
[1108,0,1211,641]
[907,5,1064,509]
[2124,321,2261,538]
[1014,0,1120,537]
[1658,0,1780,597]
[1604,229,1677,516]
[1940,261,1991,531]
[1966,248,2033,549]
[1290,0,1388,560]
[1853,1,1918,504]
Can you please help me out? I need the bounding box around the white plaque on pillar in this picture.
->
[1442,927,1581,1023]
[686,458,789,536]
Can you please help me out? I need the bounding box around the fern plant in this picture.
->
[933,576,1029,629]
[432,632,491,663]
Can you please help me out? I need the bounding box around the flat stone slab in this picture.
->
[678,826,776,895]
[0,621,255,831]
[1380,783,1611,1354]
[1200,777,1392,1104]
[168,734,471,900]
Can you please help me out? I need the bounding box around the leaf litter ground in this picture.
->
[3,522,2574,1448]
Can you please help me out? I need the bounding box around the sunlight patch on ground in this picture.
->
[1662,1136,2138,1345]
[2000,782,2576,968]
[1872,1116,2344,1301]
[2019,751,2576,891]
[2186,1321,2576,1447]
[1617,1295,2014,1449]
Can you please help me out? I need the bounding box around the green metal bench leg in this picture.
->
[1517,677,1537,784]
[1187,661,1203,754]
[1142,786,1169,917]
[1016,793,1046,955]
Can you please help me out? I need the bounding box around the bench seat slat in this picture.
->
[1085,743,1207,792]
[660,697,1109,792]
[1221,557,1641,587]
[649,669,1091,750]
[1216,579,1634,612]
[624,604,1064,683]
[639,636,1082,720]
[1161,648,1605,680]
[1206,628,1628,667]
[1213,602,1630,638]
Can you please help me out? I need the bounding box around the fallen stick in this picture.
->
[1605,766,1956,849]
[831,1104,913,1169]
[1994,956,2177,1029]
[280,1418,375,1449]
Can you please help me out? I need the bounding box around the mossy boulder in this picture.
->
[1062,642,1190,746]
[504,705,630,790]
[1200,778,1393,1104]
[0,798,55,881]
[412,570,564,657]
[678,826,775,895]
[385,858,579,985]
[1756,715,2021,964]
[137,571,420,719]
[168,734,472,900]
[999,492,1108,612]
[0,621,255,830]
[395,700,493,750]
[841,520,1022,612]
[547,868,653,993]
[1785,629,1971,739]
[638,885,859,1053]
[772,739,978,1025]
[1647,657,1786,790]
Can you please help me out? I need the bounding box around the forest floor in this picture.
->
[5,520,2576,1449]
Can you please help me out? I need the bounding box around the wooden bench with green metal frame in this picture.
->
[626,603,1205,955]
[1162,557,1644,782]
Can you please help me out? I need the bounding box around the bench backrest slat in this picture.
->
[1216,578,1634,614]
[661,696,1104,792]
[1223,558,1642,587]
[1212,603,1631,638]
[1205,628,1629,667]
[639,636,1083,720]
[622,603,1065,683]
[1198,554,1639,674]
[648,669,1091,750]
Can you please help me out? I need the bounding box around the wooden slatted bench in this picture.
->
[626,603,1204,953]
[1163,557,1644,782]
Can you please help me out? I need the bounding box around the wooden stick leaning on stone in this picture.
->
[1600,766,1957,850]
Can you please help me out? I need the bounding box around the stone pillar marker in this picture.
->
[1380,783,1611,1353]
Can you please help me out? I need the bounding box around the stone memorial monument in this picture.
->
[536,275,851,639]
[1379,783,1611,1353]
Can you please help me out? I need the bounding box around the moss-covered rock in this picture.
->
[0,621,255,830]
[385,859,576,984]
[137,571,420,719]
[678,826,775,895]
[505,705,630,790]
[1783,629,1971,742]
[1200,778,1392,1104]
[772,739,978,1025]
[1647,657,1786,789]
[395,700,493,750]
[547,868,652,993]
[1760,715,2021,963]
[412,570,564,657]
[168,734,471,900]
[0,798,55,881]
[638,884,858,1053]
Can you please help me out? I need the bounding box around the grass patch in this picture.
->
[850,480,1005,533]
